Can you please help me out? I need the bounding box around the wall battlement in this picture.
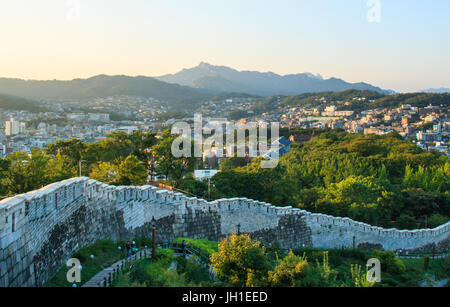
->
[0,177,449,287]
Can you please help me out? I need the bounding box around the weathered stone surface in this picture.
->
[0,177,449,287]
[249,214,312,249]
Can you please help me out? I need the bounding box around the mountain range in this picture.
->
[156,62,392,96]
[0,75,209,106]
[0,63,392,106]
[423,88,450,94]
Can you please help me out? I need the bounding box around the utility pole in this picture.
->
[208,177,211,200]
[78,160,82,177]
[151,217,156,260]
[78,159,86,177]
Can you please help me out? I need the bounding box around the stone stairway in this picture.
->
[82,249,151,287]
[82,243,212,287]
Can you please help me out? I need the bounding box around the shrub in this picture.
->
[210,234,271,286]
[439,257,450,277]
[371,250,406,275]
[268,251,308,287]
[177,255,211,284]
[155,248,174,262]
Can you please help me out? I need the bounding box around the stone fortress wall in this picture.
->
[1,177,449,287]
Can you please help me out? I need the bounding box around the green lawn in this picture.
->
[173,238,218,254]
[45,239,129,287]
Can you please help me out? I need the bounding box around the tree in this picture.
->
[3,152,31,195]
[324,176,385,207]
[129,130,157,162]
[89,161,119,185]
[153,129,196,186]
[397,214,418,230]
[46,152,77,182]
[348,203,381,226]
[0,158,9,173]
[210,234,271,287]
[219,157,247,171]
[400,189,446,221]
[403,163,450,193]
[371,250,405,275]
[3,149,49,194]
[98,131,134,161]
[93,130,157,164]
[153,133,175,180]
[267,251,308,287]
[0,158,11,195]
[428,213,449,228]
[46,138,86,175]
[117,155,147,186]
[178,175,209,199]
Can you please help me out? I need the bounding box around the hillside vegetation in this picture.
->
[0,75,210,107]
[1,129,448,230]
[0,93,46,112]
[108,235,450,288]
[210,130,450,229]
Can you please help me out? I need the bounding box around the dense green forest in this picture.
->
[206,130,450,230]
[1,129,448,230]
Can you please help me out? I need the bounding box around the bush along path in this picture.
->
[82,248,151,287]
[169,241,218,279]
[83,241,214,287]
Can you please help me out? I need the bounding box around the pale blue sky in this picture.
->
[1,0,449,92]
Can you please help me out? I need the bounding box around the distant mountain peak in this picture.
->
[156,63,389,96]
[423,88,450,94]
[198,61,213,68]
[304,72,323,80]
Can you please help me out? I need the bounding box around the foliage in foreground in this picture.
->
[211,234,372,287]
[44,239,127,287]
[113,248,214,287]
[210,234,450,287]
[46,236,450,288]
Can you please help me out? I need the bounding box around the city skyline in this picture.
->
[1,0,450,92]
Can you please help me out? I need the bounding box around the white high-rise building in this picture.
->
[19,122,26,134]
[5,118,20,136]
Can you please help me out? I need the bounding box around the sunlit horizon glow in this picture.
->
[1,0,450,93]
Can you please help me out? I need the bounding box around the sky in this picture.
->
[1,0,450,92]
